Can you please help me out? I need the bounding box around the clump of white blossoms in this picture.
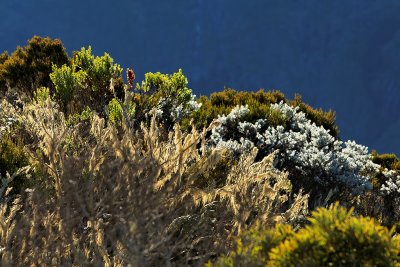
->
[380,169,400,195]
[209,101,380,194]
[155,94,202,129]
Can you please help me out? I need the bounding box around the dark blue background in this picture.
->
[2,0,400,154]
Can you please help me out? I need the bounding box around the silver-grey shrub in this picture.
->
[209,101,379,194]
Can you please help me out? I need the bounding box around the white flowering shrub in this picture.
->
[155,94,202,129]
[380,169,400,195]
[134,69,202,130]
[209,102,379,194]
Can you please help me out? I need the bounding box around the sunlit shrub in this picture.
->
[187,89,286,131]
[187,89,338,139]
[33,87,50,106]
[133,69,201,130]
[0,36,69,98]
[269,204,400,266]
[106,98,123,125]
[369,151,400,196]
[211,204,400,267]
[50,46,122,115]
[50,65,86,109]
[71,46,122,92]
[209,224,294,267]
[209,102,379,197]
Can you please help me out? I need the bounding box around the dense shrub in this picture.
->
[106,97,123,125]
[0,36,69,98]
[370,151,400,191]
[211,204,400,267]
[132,69,201,130]
[0,52,9,92]
[50,46,122,114]
[185,89,286,131]
[186,89,338,138]
[49,64,86,109]
[208,102,379,199]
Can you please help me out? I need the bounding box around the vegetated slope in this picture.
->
[3,0,400,155]
[0,37,399,266]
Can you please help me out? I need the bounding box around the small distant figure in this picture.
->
[126,68,135,88]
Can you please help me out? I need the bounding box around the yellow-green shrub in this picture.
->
[132,69,198,130]
[212,204,400,267]
[106,98,123,125]
[50,46,122,115]
[209,224,294,267]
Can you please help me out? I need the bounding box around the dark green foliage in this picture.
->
[211,204,400,267]
[0,36,69,98]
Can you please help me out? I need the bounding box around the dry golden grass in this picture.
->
[0,99,309,266]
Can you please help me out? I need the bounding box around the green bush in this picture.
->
[106,98,123,125]
[187,89,286,131]
[186,89,338,137]
[66,106,93,126]
[132,69,197,130]
[211,204,400,267]
[50,64,86,109]
[71,46,122,92]
[50,46,123,114]
[0,36,69,98]
[33,87,50,105]
[209,224,294,267]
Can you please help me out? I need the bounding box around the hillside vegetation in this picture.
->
[0,36,399,266]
